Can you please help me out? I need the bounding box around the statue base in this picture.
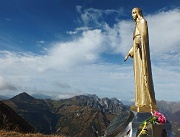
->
[105,111,175,137]
[130,105,158,113]
[128,112,174,137]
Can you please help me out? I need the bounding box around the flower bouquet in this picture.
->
[138,111,166,137]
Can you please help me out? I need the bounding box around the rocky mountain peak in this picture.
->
[111,97,123,105]
[11,92,35,102]
[80,94,126,114]
[99,97,125,114]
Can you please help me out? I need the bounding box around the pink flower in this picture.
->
[152,111,161,117]
[152,111,166,124]
[138,111,166,136]
[158,115,166,124]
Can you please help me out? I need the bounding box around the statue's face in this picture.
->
[132,9,138,20]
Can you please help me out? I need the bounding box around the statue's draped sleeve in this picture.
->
[128,47,134,58]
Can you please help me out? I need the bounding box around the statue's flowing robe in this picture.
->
[129,19,157,110]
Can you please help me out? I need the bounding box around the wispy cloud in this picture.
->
[76,6,125,28]
[36,41,45,47]
[54,82,71,89]
[5,18,11,21]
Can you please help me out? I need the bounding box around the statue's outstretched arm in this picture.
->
[124,47,134,62]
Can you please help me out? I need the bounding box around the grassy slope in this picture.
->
[0,130,64,137]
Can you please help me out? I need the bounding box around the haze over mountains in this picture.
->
[0,92,180,137]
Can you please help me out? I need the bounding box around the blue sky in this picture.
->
[0,0,180,101]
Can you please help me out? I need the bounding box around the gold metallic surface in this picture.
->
[125,8,158,112]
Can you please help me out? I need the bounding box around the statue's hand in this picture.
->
[124,54,129,62]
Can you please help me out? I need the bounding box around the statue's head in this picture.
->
[132,8,143,21]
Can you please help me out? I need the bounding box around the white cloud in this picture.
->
[0,29,105,72]
[46,29,105,69]
[0,8,179,101]
[147,9,180,60]
[36,41,45,47]
[80,8,102,26]
[55,94,74,100]
[76,5,82,13]
[67,27,89,35]
[109,21,133,54]
[76,6,125,28]
[0,76,17,91]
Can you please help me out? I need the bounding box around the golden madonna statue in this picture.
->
[124,8,158,112]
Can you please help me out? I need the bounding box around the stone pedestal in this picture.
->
[128,112,174,137]
[147,124,163,137]
[104,111,174,137]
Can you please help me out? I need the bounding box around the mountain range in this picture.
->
[1,92,180,137]
[2,92,129,136]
